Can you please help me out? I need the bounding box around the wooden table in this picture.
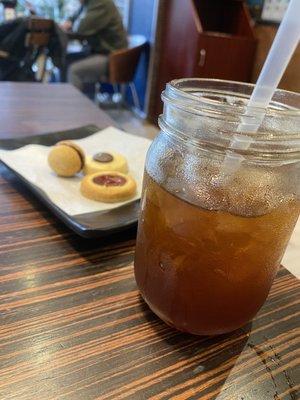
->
[0,83,299,400]
[0,82,114,138]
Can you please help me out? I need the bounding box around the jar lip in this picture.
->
[158,115,300,163]
[167,78,300,118]
[161,79,300,162]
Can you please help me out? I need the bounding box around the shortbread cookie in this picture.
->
[48,141,85,177]
[80,171,136,203]
[83,151,128,175]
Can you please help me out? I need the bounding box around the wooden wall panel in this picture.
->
[147,0,200,124]
[147,0,257,124]
[252,24,300,93]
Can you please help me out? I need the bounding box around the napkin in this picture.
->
[282,218,300,278]
[0,127,152,216]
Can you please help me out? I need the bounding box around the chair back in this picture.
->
[23,18,54,81]
[109,34,146,83]
[26,17,53,48]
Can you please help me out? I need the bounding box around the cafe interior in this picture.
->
[0,0,299,398]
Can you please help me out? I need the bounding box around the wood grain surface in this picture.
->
[0,163,299,400]
[0,82,114,138]
[0,83,299,399]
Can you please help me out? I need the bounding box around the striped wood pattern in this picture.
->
[0,162,299,399]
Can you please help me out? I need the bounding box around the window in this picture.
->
[113,0,130,29]
[16,0,130,25]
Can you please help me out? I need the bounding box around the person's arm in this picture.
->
[60,20,72,31]
[75,0,110,36]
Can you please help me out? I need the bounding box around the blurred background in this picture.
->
[0,0,298,127]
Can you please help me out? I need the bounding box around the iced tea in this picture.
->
[134,172,299,335]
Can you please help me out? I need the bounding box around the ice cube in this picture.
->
[225,167,284,217]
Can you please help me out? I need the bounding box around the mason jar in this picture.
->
[134,79,300,335]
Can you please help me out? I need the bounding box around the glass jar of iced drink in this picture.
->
[134,79,300,335]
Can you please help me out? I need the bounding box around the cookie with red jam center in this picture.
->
[80,171,136,203]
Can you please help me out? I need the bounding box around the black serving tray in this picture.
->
[0,125,140,238]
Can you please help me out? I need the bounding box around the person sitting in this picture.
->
[61,0,127,92]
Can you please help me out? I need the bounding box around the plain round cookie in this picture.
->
[80,171,136,203]
[83,151,128,175]
[48,141,85,177]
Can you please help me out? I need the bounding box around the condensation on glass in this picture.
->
[134,79,300,335]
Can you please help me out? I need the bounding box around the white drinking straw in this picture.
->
[222,0,300,175]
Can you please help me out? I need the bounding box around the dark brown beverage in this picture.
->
[134,172,299,335]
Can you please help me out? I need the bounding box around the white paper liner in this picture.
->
[0,127,152,216]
